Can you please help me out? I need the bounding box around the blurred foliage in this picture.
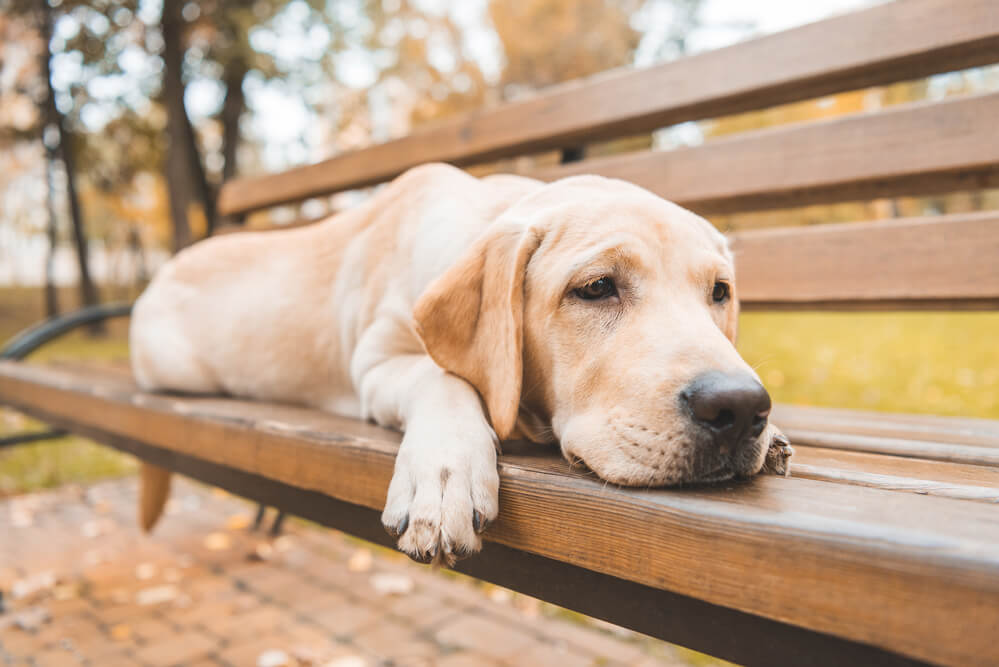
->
[1,0,998,497]
[739,312,999,419]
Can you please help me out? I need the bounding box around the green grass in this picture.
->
[738,311,999,419]
[1,287,997,496]
[0,287,135,496]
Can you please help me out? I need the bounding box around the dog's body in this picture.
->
[132,163,786,564]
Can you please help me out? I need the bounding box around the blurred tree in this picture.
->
[489,0,641,94]
[37,0,100,320]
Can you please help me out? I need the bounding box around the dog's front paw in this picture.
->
[761,425,793,476]
[380,439,499,567]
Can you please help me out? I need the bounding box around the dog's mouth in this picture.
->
[687,464,735,485]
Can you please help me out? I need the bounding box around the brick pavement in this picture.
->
[0,477,721,667]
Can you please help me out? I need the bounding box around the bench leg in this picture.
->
[251,505,287,536]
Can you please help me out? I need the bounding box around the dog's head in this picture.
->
[414,175,771,486]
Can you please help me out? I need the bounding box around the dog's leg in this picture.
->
[358,353,499,566]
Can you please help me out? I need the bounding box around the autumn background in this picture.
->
[0,0,997,493]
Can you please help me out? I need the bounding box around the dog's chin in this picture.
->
[562,431,769,488]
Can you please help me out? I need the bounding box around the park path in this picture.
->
[0,476,707,667]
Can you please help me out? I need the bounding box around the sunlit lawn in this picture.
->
[739,311,999,420]
[1,288,997,496]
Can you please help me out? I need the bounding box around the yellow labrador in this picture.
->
[131,163,789,564]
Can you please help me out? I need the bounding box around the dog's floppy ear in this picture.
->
[413,223,542,440]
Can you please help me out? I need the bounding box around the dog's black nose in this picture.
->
[681,371,771,452]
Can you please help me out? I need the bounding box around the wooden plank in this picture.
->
[217,0,999,215]
[773,403,999,448]
[0,361,997,666]
[729,212,999,308]
[790,446,999,502]
[104,437,927,667]
[533,92,999,214]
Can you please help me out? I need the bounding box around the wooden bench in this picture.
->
[3,0,998,664]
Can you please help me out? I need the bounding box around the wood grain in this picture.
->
[790,446,999,502]
[1,361,997,666]
[773,403,999,448]
[729,212,999,308]
[532,92,999,214]
[217,0,999,215]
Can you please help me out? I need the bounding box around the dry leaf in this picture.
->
[12,607,50,631]
[52,584,78,601]
[257,649,291,667]
[110,624,132,641]
[370,573,414,596]
[135,585,178,606]
[135,563,157,580]
[323,656,367,667]
[248,542,274,562]
[11,572,56,600]
[347,549,372,573]
[203,533,231,551]
[226,514,251,531]
[488,587,512,604]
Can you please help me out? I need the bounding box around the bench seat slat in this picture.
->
[216,0,999,216]
[1,360,997,666]
[731,211,999,309]
[532,92,999,215]
[774,403,999,446]
[790,446,999,502]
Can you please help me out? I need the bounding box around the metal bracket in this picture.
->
[0,429,67,449]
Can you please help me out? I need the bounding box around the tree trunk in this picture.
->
[220,57,247,226]
[40,2,99,326]
[183,101,217,236]
[43,149,60,318]
[161,0,194,252]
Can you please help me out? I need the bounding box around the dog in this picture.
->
[130,163,790,565]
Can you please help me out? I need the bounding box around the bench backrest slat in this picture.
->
[532,93,999,215]
[732,212,999,310]
[217,0,999,216]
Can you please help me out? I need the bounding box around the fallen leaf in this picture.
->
[257,649,291,667]
[11,572,56,600]
[10,508,33,528]
[52,584,78,601]
[488,587,512,604]
[226,514,251,531]
[347,549,372,573]
[370,573,414,596]
[203,533,231,551]
[81,520,103,538]
[135,563,157,580]
[135,585,178,606]
[291,645,321,664]
[323,657,367,667]
[248,542,274,562]
[110,624,131,641]
[11,606,50,631]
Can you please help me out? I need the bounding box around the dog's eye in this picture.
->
[574,277,617,300]
[712,281,730,304]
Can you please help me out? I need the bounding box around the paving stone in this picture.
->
[29,647,83,667]
[434,613,537,660]
[0,478,691,667]
[133,630,218,666]
[513,640,597,667]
